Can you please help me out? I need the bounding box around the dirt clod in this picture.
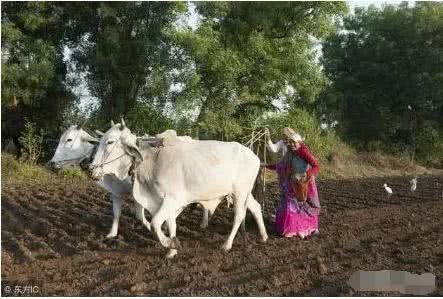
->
[102,259,110,265]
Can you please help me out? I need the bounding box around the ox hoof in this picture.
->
[166,249,178,259]
[200,222,208,229]
[260,235,269,243]
[106,232,118,239]
[170,237,181,249]
[221,243,232,252]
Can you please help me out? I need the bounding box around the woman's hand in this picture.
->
[298,197,308,203]
[294,172,308,182]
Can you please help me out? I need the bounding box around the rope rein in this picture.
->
[243,128,268,217]
[93,153,127,168]
[263,131,267,217]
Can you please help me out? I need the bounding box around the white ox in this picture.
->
[48,124,152,237]
[49,125,98,169]
[49,124,215,241]
[90,122,268,258]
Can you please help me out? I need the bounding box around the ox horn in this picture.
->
[120,117,126,130]
[111,120,115,126]
[95,129,105,136]
[81,118,89,128]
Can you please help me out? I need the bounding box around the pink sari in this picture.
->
[272,161,320,238]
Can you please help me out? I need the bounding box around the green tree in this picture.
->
[171,1,347,140]
[1,2,76,138]
[65,2,187,124]
[321,2,443,164]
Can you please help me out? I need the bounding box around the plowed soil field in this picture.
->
[2,175,442,296]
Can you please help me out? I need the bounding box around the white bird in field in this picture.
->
[410,177,417,192]
[383,183,393,195]
[408,105,412,110]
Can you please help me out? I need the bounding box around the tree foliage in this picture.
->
[263,107,339,163]
[4,2,441,166]
[65,2,187,123]
[171,1,347,139]
[320,2,443,164]
[1,2,75,134]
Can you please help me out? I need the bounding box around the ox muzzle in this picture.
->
[89,165,103,181]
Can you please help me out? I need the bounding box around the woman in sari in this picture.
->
[264,132,321,239]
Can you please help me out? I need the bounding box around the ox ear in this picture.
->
[120,117,126,131]
[122,142,143,164]
[81,136,99,143]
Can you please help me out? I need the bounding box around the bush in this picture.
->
[18,119,46,164]
[416,123,443,167]
[1,153,91,185]
[1,153,54,184]
[58,166,88,179]
[261,107,340,164]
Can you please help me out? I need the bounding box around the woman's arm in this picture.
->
[267,139,285,154]
[297,145,320,177]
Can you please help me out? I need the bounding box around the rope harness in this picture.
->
[91,131,126,171]
[93,153,127,168]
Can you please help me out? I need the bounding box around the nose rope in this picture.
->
[93,153,127,168]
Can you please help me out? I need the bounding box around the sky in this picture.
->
[185,1,416,28]
[347,0,415,11]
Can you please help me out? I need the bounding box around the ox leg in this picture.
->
[200,208,209,229]
[240,219,248,242]
[165,218,178,259]
[134,202,151,232]
[107,194,123,238]
[246,194,268,242]
[151,198,179,249]
[222,193,248,252]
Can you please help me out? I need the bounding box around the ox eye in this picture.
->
[67,139,72,142]
[107,140,115,145]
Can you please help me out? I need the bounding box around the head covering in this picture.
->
[288,133,304,143]
[283,127,295,137]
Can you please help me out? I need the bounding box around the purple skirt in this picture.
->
[274,162,321,238]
